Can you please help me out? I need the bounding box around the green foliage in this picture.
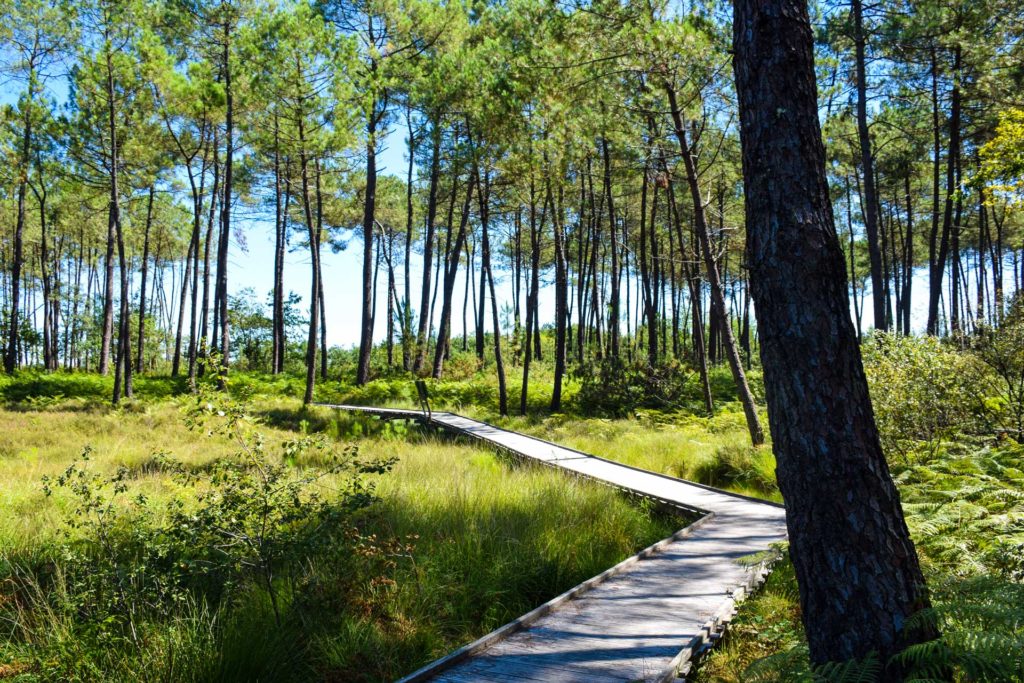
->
[6,391,390,678]
[692,444,777,495]
[896,443,1024,580]
[979,108,1024,205]
[863,334,986,459]
[0,370,187,406]
[972,296,1024,441]
[573,358,723,416]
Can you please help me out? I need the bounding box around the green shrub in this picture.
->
[972,295,1024,442]
[692,444,777,494]
[5,391,391,678]
[863,334,986,459]
[573,358,700,416]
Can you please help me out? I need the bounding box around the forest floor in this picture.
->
[0,354,1022,681]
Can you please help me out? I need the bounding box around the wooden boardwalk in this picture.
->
[320,405,789,682]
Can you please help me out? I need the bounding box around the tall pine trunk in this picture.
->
[665,85,764,446]
[357,57,382,384]
[414,121,441,373]
[733,0,937,673]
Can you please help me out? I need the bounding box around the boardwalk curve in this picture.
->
[319,404,789,682]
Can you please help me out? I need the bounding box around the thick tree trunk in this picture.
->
[733,0,937,674]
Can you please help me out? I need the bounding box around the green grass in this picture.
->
[493,409,781,501]
[6,353,1018,681]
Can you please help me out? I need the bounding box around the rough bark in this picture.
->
[733,0,937,673]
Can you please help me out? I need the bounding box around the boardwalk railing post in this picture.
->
[415,380,432,421]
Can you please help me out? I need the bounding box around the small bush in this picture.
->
[972,295,1024,442]
[863,334,986,459]
[692,444,777,494]
[573,358,701,416]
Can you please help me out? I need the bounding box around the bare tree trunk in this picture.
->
[480,170,507,416]
[432,169,475,379]
[927,46,958,335]
[551,180,568,412]
[403,103,415,370]
[135,186,155,372]
[852,0,888,331]
[601,137,620,358]
[272,114,285,374]
[414,121,441,373]
[666,85,764,445]
[356,125,377,384]
[299,115,320,405]
[4,76,32,374]
[216,22,234,381]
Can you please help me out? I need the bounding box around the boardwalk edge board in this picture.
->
[395,513,717,683]
[658,558,778,682]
